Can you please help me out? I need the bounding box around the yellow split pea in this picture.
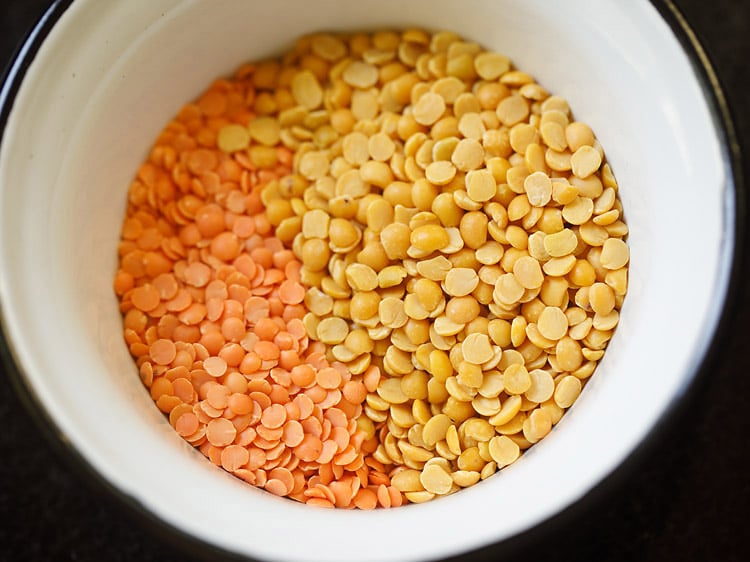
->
[210,28,629,506]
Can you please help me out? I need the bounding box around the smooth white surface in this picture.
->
[0,1,732,561]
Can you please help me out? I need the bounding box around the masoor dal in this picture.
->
[114,29,629,508]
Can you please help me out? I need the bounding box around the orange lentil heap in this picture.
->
[115,29,629,508]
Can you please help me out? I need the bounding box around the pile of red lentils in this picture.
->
[114,29,629,508]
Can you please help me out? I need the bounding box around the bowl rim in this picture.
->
[0,0,745,560]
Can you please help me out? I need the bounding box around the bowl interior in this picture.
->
[0,1,732,561]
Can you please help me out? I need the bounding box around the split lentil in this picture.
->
[116,28,629,509]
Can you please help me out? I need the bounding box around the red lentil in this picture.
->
[116,73,405,509]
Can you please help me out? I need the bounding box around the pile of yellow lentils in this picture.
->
[115,29,629,508]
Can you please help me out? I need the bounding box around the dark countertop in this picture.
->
[1,1,748,561]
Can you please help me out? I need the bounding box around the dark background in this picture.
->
[1,1,748,561]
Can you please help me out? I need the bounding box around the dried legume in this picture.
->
[116,28,629,509]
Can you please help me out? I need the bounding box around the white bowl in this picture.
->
[0,1,740,561]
